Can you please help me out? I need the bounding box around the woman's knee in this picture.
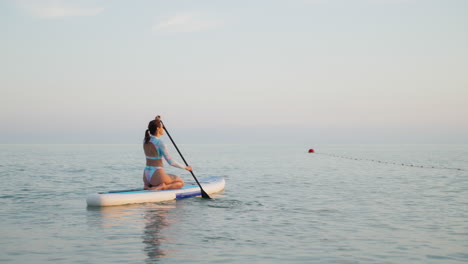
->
[169,174,183,182]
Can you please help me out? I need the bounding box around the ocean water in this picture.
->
[0,144,467,264]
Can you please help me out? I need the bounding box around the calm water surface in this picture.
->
[0,144,467,263]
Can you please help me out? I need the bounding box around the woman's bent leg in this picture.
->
[164,174,184,190]
[151,170,184,190]
[150,182,166,191]
[144,173,166,190]
[164,182,184,190]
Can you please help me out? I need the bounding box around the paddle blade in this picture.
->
[201,190,212,199]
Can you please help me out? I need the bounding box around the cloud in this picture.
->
[15,0,103,18]
[153,13,221,33]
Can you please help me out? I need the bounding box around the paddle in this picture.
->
[160,120,212,199]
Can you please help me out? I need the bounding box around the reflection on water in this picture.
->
[86,202,178,263]
[142,205,172,263]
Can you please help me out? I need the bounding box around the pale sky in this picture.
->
[1,0,467,144]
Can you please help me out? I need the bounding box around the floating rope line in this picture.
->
[316,152,464,171]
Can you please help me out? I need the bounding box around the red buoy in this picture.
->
[308,149,315,153]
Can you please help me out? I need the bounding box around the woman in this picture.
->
[143,116,192,190]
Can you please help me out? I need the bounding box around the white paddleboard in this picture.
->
[86,176,225,207]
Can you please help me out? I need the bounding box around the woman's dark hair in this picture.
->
[144,116,162,143]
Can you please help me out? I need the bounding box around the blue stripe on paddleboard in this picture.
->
[176,190,201,199]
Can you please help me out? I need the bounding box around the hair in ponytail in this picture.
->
[144,116,162,143]
[144,129,151,143]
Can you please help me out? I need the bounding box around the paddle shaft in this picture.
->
[161,121,211,199]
